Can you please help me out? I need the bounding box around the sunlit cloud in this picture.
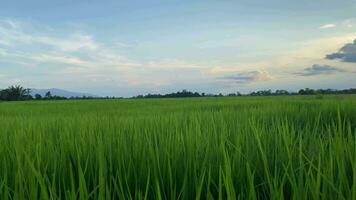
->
[319,24,336,29]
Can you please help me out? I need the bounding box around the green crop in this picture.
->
[0,95,355,199]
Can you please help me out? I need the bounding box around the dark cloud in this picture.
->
[222,70,272,84]
[295,64,345,76]
[326,39,356,62]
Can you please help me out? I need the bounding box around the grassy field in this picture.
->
[0,95,355,199]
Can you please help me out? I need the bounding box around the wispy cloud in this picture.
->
[0,18,210,90]
[1,17,355,95]
[342,18,355,28]
[145,59,203,69]
[319,19,355,30]
[30,54,94,67]
[319,24,336,29]
[294,64,345,76]
[2,19,138,70]
[0,20,97,52]
[36,35,98,52]
[0,18,23,30]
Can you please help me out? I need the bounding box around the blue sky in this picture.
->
[1,0,356,96]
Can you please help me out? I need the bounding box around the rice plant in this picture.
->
[0,95,355,199]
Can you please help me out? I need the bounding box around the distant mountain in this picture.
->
[30,88,98,98]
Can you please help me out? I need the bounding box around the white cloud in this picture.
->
[319,24,336,29]
[145,59,204,69]
[318,19,355,29]
[0,19,97,52]
[36,34,98,52]
[1,18,355,95]
[0,18,212,91]
[0,19,135,70]
[0,48,6,56]
[31,54,93,66]
[342,19,355,28]
[0,18,22,29]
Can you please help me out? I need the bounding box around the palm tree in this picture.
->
[0,85,32,101]
[45,91,52,99]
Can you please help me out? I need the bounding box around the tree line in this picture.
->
[133,88,356,98]
[1,85,356,101]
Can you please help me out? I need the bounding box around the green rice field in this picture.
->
[0,95,355,199]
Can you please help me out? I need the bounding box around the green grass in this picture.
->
[0,95,355,199]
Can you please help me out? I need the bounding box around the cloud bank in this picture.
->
[326,39,356,63]
[295,64,345,76]
[222,70,273,84]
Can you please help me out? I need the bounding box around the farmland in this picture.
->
[0,95,355,199]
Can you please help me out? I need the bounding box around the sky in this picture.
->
[0,0,356,96]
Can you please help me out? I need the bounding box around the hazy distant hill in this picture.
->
[30,88,98,98]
